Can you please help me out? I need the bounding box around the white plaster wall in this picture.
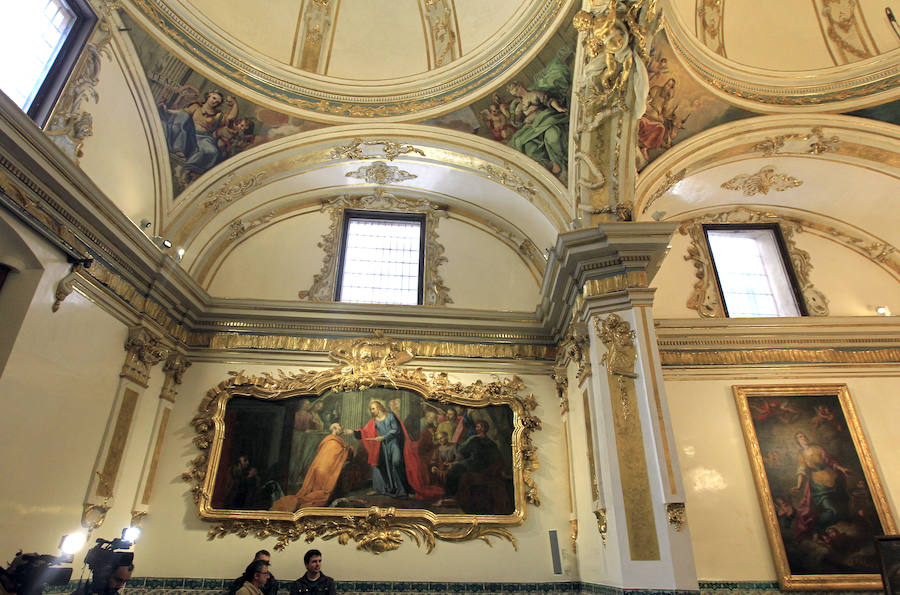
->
[665,371,900,581]
[439,218,541,312]
[133,360,571,583]
[206,210,330,299]
[77,45,157,228]
[0,221,128,558]
[651,226,900,319]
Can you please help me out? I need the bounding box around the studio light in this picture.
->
[122,526,141,543]
[59,532,88,555]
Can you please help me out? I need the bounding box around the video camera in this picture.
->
[0,552,72,595]
[82,538,133,595]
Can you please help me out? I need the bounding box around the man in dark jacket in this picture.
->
[289,550,335,595]
[227,551,277,595]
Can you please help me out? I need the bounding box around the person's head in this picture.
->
[446,407,457,421]
[436,431,449,445]
[507,82,525,96]
[329,422,343,435]
[664,78,676,90]
[107,563,134,593]
[389,398,401,414]
[475,420,489,436]
[238,455,249,468]
[203,91,224,107]
[794,431,809,447]
[301,400,312,411]
[424,411,437,425]
[303,549,322,577]
[253,550,270,563]
[369,400,386,417]
[312,400,324,412]
[234,117,253,133]
[244,560,269,588]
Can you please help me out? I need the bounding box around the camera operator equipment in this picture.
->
[0,552,73,595]
[72,537,134,595]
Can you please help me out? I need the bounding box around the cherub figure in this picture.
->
[479,94,517,142]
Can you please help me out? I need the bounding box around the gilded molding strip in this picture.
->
[581,390,600,502]
[668,30,900,107]
[813,0,878,66]
[140,407,170,505]
[641,168,686,215]
[583,271,649,297]
[596,314,660,560]
[695,0,726,57]
[720,166,802,196]
[660,347,900,366]
[97,388,139,498]
[206,333,555,360]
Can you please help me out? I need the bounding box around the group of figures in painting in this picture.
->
[749,395,884,575]
[214,389,515,516]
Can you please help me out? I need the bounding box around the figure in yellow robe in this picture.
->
[272,423,351,512]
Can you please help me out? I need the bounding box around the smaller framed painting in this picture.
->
[877,536,900,595]
[733,384,897,590]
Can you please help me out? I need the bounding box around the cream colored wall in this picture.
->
[439,218,541,311]
[664,371,900,581]
[0,218,129,559]
[134,360,572,582]
[205,210,331,299]
[77,45,158,228]
[651,222,900,319]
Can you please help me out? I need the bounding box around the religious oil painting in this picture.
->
[734,384,896,590]
[211,388,515,515]
[186,337,541,553]
[877,536,900,595]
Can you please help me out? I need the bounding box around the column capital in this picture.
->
[121,327,169,387]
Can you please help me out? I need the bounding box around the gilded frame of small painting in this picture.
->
[183,335,541,553]
[733,384,896,590]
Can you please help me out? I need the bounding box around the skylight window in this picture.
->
[336,212,425,305]
[0,0,96,124]
[705,225,805,318]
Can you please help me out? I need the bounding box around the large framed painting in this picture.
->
[183,334,541,553]
[877,536,900,595]
[733,384,897,590]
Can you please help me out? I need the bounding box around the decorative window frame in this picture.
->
[298,193,452,306]
[677,208,829,318]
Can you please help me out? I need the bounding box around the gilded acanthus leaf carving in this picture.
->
[345,161,417,185]
[721,166,803,197]
[329,139,425,161]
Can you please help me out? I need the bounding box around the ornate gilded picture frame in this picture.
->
[183,334,541,553]
[734,384,896,590]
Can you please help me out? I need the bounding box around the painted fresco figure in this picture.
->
[506,80,569,176]
[158,90,238,184]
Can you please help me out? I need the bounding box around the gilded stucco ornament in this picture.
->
[345,161,417,185]
[329,139,426,161]
[641,168,686,215]
[594,508,608,544]
[121,327,169,387]
[696,0,726,56]
[53,262,87,312]
[721,166,803,197]
[666,502,686,531]
[751,127,841,157]
[574,0,660,119]
[596,313,638,421]
[228,211,274,240]
[479,163,537,199]
[298,193,451,306]
[182,333,541,552]
[678,208,830,318]
[46,19,113,163]
[204,172,267,211]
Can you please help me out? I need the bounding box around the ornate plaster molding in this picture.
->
[298,193,451,306]
[720,166,802,196]
[695,0,726,57]
[121,327,170,387]
[677,207,830,318]
[666,502,686,531]
[345,161,417,185]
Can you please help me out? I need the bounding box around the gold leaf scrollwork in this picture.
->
[666,502,687,531]
[183,334,540,552]
[641,168,686,215]
[596,313,637,420]
[751,127,841,157]
[204,172,267,211]
[345,161,417,185]
[479,163,537,199]
[721,166,803,197]
[594,508,608,544]
[329,139,426,161]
